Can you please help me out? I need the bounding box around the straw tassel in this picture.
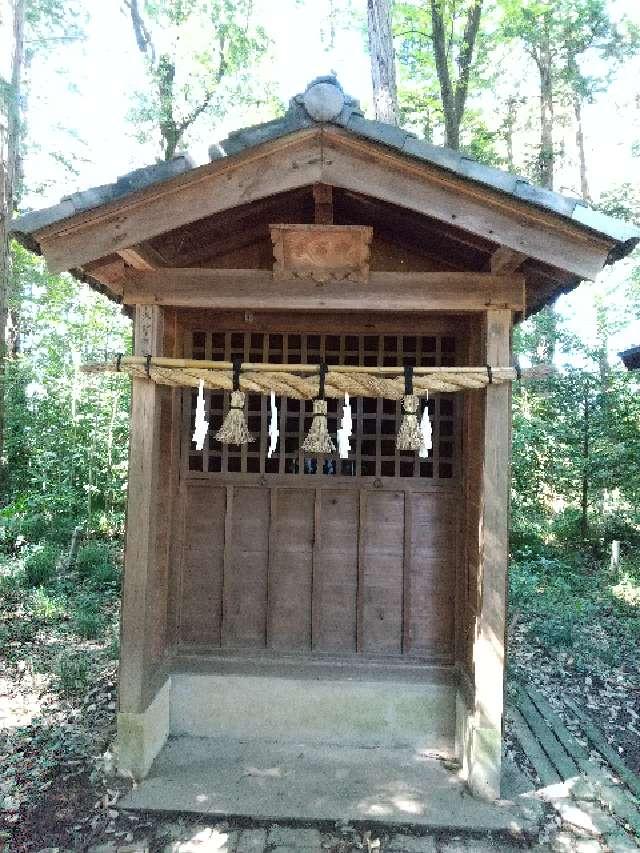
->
[302,364,336,455]
[215,358,254,446]
[396,366,423,451]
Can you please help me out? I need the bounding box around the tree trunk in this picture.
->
[537,19,554,190]
[430,0,483,151]
[0,0,25,473]
[367,0,399,125]
[504,95,517,173]
[581,389,589,540]
[574,93,590,202]
[158,54,179,160]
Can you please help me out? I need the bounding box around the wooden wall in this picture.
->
[175,480,458,663]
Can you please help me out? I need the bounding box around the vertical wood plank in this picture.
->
[361,490,404,654]
[268,488,314,650]
[407,492,457,661]
[313,489,359,652]
[402,490,412,653]
[356,489,366,652]
[223,487,270,647]
[119,305,165,714]
[178,485,225,645]
[470,307,512,798]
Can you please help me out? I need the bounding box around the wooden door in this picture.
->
[176,329,460,663]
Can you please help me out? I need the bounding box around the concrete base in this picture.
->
[120,735,540,835]
[455,689,502,801]
[171,673,456,752]
[116,677,171,780]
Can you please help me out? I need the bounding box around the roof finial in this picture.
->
[302,76,346,122]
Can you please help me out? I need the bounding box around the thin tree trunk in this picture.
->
[537,20,554,190]
[0,0,25,472]
[503,95,517,173]
[574,93,590,202]
[367,0,399,125]
[430,0,483,150]
[581,389,589,540]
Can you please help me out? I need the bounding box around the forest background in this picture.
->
[1,0,640,789]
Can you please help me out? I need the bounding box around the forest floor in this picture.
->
[1,545,639,852]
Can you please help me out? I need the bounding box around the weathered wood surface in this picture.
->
[38,132,323,273]
[490,246,527,274]
[121,269,526,312]
[322,128,612,280]
[119,305,165,713]
[511,682,640,837]
[35,128,613,282]
[514,685,580,780]
[508,706,561,786]
[270,224,373,283]
[177,482,457,663]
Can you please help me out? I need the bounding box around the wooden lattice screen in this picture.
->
[184,332,459,480]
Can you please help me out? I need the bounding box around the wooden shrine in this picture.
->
[12,77,639,801]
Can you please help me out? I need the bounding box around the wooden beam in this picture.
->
[467,308,512,800]
[38,132,323,273]
[119,244,167,270]
[121,269,526,313]
[323,128,613,280]
[119,305,165,714]
[313,183,333,224]
[490,246,527,274]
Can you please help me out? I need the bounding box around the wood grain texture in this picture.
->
[222,487,270,648]
[39,132,323,273]
[268,488,314,650]
[179,485,225,645]
[122,269,526,312]
[119,305,164,713]
[38,128,613,284]
[473,309,511,731]
[312,489,359,652]
[361,490,404,654]
[322,128,612,280]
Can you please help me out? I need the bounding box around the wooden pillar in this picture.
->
[467,308,511,799]
[119,305,166,715]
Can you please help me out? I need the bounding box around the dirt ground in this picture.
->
[2,596,639,851]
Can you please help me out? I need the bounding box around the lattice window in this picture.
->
[185,332,458,480]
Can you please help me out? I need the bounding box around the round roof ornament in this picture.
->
[302,79,345,122]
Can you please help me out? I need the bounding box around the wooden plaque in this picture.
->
[270,224,373,283]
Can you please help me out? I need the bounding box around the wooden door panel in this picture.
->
[269,488,314,650]
[313,490,359,652]
[223,487,270,648]
[361,491,404,654]
[179,485,225,645]
[406,493,456,659]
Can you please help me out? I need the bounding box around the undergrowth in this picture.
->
[509,542,640,672]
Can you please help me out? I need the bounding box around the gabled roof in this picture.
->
[10,76,639,316]
[14,75,639,258]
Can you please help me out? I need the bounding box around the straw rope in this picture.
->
[81,358,552,400]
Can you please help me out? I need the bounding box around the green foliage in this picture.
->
[72,595,105,640]
[3,243,131,531]
[395,0,497,156]
[28,586,66,621]
[126,0,274,158]
[54,651,90,696]
[75,542,118,587]
[510,551,639,670]
[23,544,58,587]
